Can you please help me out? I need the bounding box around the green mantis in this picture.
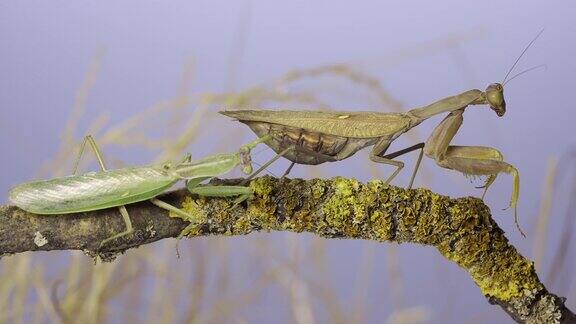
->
[9,135,271,247]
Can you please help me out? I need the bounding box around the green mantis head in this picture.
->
[238,146,253,174]
[237,134,273,175]
[485,83,506,117]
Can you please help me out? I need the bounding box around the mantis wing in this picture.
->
[221,110,412,138]
[9,167,177,214]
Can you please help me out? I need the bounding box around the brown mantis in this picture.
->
[221,31,545,237]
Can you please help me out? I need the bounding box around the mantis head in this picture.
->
[237,135,273,175]
[238,146,253,174]
[485,83,506,117]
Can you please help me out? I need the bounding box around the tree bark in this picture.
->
[1,176,574,323]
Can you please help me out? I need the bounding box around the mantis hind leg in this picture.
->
[369,154,404,185]
[437,145,523,237]
[73,135,109,174]
[74,135,135,248]
[98,207,134,249]
[282,162,296,178]
[242,145,338,184]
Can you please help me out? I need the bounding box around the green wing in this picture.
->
[9,166,177,214]
[220,110,411,138]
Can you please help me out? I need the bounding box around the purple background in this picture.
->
[1,1,575,323]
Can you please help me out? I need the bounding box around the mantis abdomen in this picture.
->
[9,167,177,214]
[244,120,378,165]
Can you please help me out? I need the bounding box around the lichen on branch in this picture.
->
[177,177,540,301]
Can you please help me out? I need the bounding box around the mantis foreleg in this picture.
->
[423,111,523,236]
[188,185,253,205]
[179,185,253,238]
[442,146,503,199]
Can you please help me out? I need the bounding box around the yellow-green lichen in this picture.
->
[470,252,542,300]
[231,213,254,234]
[310,180,326,199]
[369,210,393,241]
[178,177,544,303]
[321,177,378,237]
[179,197,208,224]
[413,193,451,244]
[280,179,324,232]
[432,197,544,301]
[244,177,279,229]
[285,208,314,232]
[249,176,276,199]
[177,197,210,237]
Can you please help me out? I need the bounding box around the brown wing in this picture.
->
[220,110,411,138]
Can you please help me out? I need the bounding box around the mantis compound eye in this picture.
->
[486,83,506,117]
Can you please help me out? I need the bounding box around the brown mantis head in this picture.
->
[485,83,506,117]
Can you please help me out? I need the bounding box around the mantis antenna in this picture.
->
[502,28,544,84]
[503,64,547,86]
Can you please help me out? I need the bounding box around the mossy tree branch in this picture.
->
[0,176,574,323]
